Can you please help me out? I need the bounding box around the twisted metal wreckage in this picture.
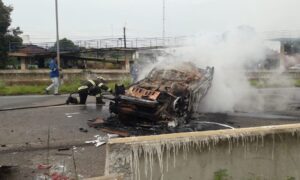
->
[107,62,214,128]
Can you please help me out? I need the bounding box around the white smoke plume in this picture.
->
[138,26,269,112]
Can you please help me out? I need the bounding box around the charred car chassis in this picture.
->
[109,62,214,127]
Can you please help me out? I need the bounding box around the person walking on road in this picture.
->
[45,58,60,95]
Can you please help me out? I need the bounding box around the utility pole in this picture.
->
[123,27,129,71]
[123,27,127,48]
[162,0,166,44]
[111,24,114,38]
[55,0,61,69]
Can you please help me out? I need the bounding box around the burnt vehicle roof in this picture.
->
[109,61,214,126]
[129,62,208,95]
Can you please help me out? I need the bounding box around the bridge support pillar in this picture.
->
[124,56,130,72]
[20,58,26,71]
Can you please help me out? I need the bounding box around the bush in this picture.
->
[0,80,5,89]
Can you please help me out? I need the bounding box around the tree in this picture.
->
[6,27,23,49]
[51,38,79,51]
[0,1,23,68]
[0,0,12,35]
[0,0,12,66]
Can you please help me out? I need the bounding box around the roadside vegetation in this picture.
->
[0,78,132,95]
[1,78,299,96]
[0,1,23,69]
[250,79,300,88]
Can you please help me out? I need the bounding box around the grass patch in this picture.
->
[107,77,132,90]
[60,78,81,94]
[250,79,300,88]
[2,77,300,96]
[214,169,231,180]
[294,79,300,87]
[0,78,133,96]
[0,85,45,95]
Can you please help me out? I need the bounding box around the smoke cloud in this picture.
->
[138,26,270,112]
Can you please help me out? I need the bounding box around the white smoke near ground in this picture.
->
[138,26,270,112]
[188,27,266,112]
[137,26,300,113]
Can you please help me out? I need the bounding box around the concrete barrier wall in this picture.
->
[105,124,300,180]
[0,69,130,85]
[2,70,300,85]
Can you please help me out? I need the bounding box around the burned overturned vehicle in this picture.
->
[109,62,214,127]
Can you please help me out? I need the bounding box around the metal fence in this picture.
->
[9,36,187,53]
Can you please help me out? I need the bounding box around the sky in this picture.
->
[3,0,300,42]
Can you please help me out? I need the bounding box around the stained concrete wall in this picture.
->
[105,124,300,180]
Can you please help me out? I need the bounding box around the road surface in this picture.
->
[0,90,300,179]
[0,95,110,180]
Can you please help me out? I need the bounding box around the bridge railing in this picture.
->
[9,36,187,53]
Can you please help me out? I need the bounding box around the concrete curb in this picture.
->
[0,139,100,154]
[108,123,300,145]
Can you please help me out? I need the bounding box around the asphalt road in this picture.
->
[0,89,300,179]
[0,95,110,180]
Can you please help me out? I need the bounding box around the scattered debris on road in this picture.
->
[37,164,52,170]
[79,127,88,133]
[85,134,119,147]
[87,117,105,128]
[36,163,70,180]
[86,113,236,137]
[57,147,71,151]
[65,112,80,118]
[100,128,130,137]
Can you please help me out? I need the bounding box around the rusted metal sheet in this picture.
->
[128,87,160,100]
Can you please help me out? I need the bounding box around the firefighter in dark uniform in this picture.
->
[66,76,112,105]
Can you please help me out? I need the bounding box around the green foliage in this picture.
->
[250,79,300,88]
[110,52,122,59]
[120,77,133,87]
[0,85,45,95]
[286,177,296,180]
[106,77,132,90]
[50,38,79,51]
[6,56,20,69]
[249,79,266,88]
[0,83,79,95]
[0,1,23,68]
[0,0,12,67]
[0,79,5,89]
[0,0,12,34]
[214,169,230,180]
[294,79,300,87]
[6,28,23,45]
[59,77,81,93]
[0,76,133,95]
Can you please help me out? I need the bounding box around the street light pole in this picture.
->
[55,0,60,69]
[162,0,165,44]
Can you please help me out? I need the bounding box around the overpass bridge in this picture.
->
[9,30,300,56]
[8,31,300,69]
[8,36,187,71]
[9,36,186,54]
[8,37,186,68]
